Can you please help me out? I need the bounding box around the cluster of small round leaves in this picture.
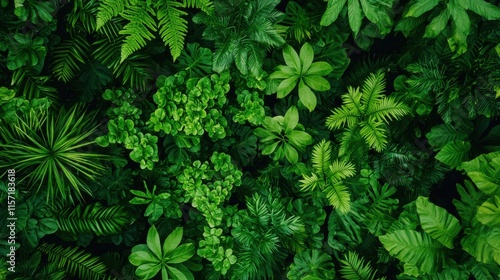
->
[232,90,266,126]
[177,152,242,227]
[149,70,230,141]
[197,227,237,275]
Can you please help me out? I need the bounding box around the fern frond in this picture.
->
[311,140,332,176]
[39,243,107,280]
[361,70,386,113]
[183,0,213,14]
[96,0,130,29]
[113,52,154,91]
[55,202,129,236]
[157,1,188,61]
[367,97,409,123]
[359,120,388,152]
[329,159,356,182]
[340,251,378,280]
[324,183,351,214]
[300,173,321,192]
[342,86,364,115]
[119,5,157,62]
[326,105,359,130]
[51,36,89,83]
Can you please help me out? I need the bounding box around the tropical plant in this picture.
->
[287,249,335,279]
[129,181,182,222]
[253,106,313,164]
[0,104,106,203]
[193,0,285,76]
[269,42,333,112]
[128,226,197,280]
[95,0,213,62]
[326,70,410,156]
[300,140,356,214]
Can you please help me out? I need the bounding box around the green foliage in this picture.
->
[51,35,89,83]
[232,90,266,126]
[254,106,313,164]
[197,227,236,275]
[177,152,242,227]
[0,104,106,203]
[39,243,108,280]
[326,70,409,155]
[96,0,212,62]
[300,140,356,213]
[129,226,196,280]
[269,42,333,111]
[176,43,213,78]
[320,0,395,36]
[340,251,383,280]
[149,70,230,141]
[461,151,500,196]
[287,249,335,280]
[194,0,285,76]
[129,181,182,222]
[397,0,500,55]
[7,33,46,71]
[54,202,129,237]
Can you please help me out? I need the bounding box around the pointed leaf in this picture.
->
[424,9,450,38]
[147,226,162,258]
[416,196,462,249]
[303,75,331,91]
[476,196,500,227]
[283,45,301,71]
[307,61,333,76]
[406,0,440,18]
[277,76,299,98]
[284,106,299,134]
[435,140,471,168]
[299,43,314,74]
[321,0,347,26]
[348,0,363,35]
[298,79,317,112]
[136,263,161,280]
[163,227,183,255]
[166,243,195,264]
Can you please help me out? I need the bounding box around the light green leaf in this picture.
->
[269,65,296,79]
[262,141,280,155]
[461,151,500,196]
[166,243,194,264]
[298,79,317,112]
[277,76,299,98]
[306,61,333,76]
[136,263,161,280]
[147,226,162,258]
[416,196,462,249]
[299,43,314,74]
[320,0,348,26]
[129,250,159,266]
[284,106,299,134]
[283,45,301,71]
[379,230,447,274]
[406,0,440,18]
[285,144,299,164]
[463,0,500,20]
[435,140,471,168]
[424,8,450,38]
[163,227,183,255]
[348,0,363,35]
[303,75,331,91]
[287,130,313,150]
[477,196,500,227]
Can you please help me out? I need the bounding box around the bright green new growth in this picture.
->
[326,70,409,155]
[270,42,333,112]
[253,106,313,164]
[129,226,196,280]
[300,140,356,214]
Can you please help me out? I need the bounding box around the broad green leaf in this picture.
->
[147,226,162,258]
[163,227,183,255]
[166,243,195,263]
[435,140,470,168]
[406,0,440,18]
[299,43,314,74]
[262,141,280,155]
[129,250,159,266]
[476,196,500,227]
[426,123,470,150]
[416,196,462,249]
[348,0,363,35]
[424,9,450,38]
[463,0,500,20]
[307,61,333,76]
[298,80,317,112]
[379,230,447,274]
[283,45,301,71]
[262,117,283,134]
[277,76,299,98]
[285,144,299,164]
[287,130,313,150]
[284,106,299,134]
[303,75,331,91]
[359,0,393,34]
[269,65,296,79]
[320,0,348,26]
[461,151,500,196]
[168,264,195,280]
[136,263,161,280]
[461,222,500,265]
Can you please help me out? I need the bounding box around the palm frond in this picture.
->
[54,202,129,236]
[324,183,351,214]
[360,70,386,113]
[51,35,89,83]
[311,140,332,176]
[359,120,388,152]
[367,97,409,123]
[96,0,129,30]
[329,159,356,182]
[340,251,378,280]
[38,243,107,280]
[119,4,157,62]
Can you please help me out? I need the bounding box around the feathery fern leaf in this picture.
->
[157,1,188,61]
[325,183,352,214]
[55,202,129,236]
[312,139,332,176]
[119,5,157,62]
[51,36,89,83]
[340,251,380,280]
[96,0,129,29]
[39,243,107,280]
